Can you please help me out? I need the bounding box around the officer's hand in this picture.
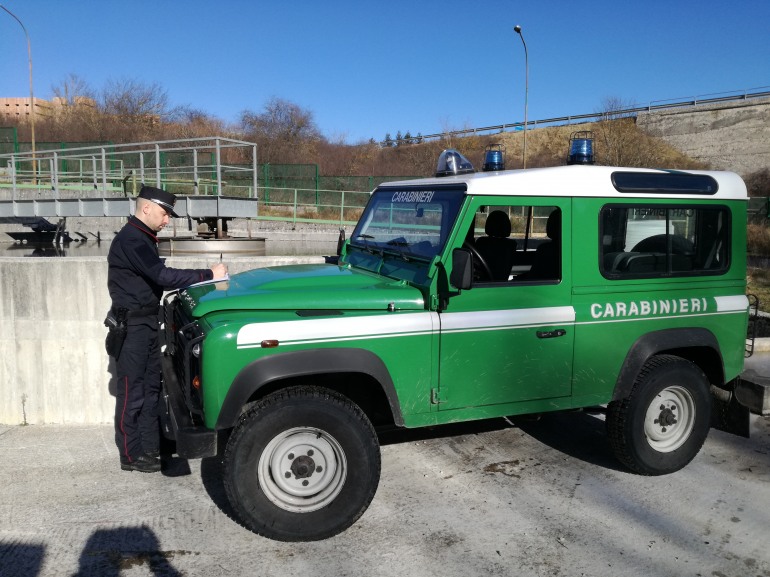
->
[210,263,227,279]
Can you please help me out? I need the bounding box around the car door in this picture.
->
[437,199,575,410]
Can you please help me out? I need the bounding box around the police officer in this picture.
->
[107,186,227,472]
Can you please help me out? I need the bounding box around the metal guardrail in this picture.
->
[387,86,770,145]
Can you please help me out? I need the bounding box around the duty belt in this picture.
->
[112,305,159,318]
[128,306,159,318]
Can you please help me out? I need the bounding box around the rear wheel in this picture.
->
[607,355,711,475]
[223,386,380,541]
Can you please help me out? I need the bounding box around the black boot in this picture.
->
[120,453,161,473]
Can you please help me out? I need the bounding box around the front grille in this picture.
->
[163,294,206,419]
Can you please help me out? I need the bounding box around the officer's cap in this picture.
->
[138,186,178,217]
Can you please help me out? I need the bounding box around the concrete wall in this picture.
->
[637,96,770,177]
[0,254,326,425]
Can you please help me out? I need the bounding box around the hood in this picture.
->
[183,263,427,317]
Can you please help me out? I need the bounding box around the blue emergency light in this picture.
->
[568,131,595,165]
[482,144,505,171]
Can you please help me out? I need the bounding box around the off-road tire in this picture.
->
[607,354,711,475]
[223,385,380,541]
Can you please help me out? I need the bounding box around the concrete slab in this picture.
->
[1,411,768,577]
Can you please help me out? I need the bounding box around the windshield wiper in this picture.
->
[352,234,376,254]
[385,239,412,262]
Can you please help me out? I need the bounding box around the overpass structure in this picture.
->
[386,86,770,145]
[0,137,260,220]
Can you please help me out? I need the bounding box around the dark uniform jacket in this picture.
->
[107,216,212,317]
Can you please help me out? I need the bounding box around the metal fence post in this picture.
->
[340,190,345,225]
[101,147,107,193]
[215,138,222,196]
[51,152,58,197]
[263,163,270,204]
[193,148,199,195]
[9,157,17,199]
[252,144,259,216]
[154,144,161,187]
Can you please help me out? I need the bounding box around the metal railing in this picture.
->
[385,86,770,145]
[0,136,259,199]
[0,134,406,228]
[0,137,377,225]
[254,187,371,226]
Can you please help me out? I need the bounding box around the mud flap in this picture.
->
[735,370,770,416]
[710,384,750,438]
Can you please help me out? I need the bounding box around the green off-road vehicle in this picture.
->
[161,148,763,541]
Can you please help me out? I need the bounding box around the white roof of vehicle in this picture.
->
[379,165,748,201]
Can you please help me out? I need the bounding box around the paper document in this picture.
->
[186,274,230,288]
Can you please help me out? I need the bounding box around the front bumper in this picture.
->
[161,353,218,458]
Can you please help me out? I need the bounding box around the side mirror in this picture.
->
[450,248,473,290]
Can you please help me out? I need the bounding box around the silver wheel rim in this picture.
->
[258,427,347,513]
[644,385,696,453]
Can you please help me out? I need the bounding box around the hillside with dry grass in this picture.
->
[363,118,709,178]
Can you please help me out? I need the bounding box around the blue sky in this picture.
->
[1,0,768,143]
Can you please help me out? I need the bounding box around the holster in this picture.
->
[104,307,128,360]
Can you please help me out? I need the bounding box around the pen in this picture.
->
[220,252,222,263]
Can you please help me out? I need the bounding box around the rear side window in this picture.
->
[600,205,730,278]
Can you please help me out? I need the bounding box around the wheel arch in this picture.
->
[215,348,403,430]
[612,328,724,402]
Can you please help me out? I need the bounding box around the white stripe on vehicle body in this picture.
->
[715,295,750,312]
[237,313,438,349]
[439,307,576,334]
[236,307,576,349]
[236,297,746,349]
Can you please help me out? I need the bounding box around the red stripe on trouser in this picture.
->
[119,375,131,462]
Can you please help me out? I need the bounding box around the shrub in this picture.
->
[747,223,770,256]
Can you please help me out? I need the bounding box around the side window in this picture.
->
[600,205,730,278]
[466,204,561,283]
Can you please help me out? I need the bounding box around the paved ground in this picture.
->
[1,359,769,577]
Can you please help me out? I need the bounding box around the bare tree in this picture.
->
[51,73,95,106]
[98,78,170,141]
[593,96,709,170]
[594,96,639,166]
[239,97,322,164]
[100,78,168,118]
[165,105,225,139]
[41,74,100,141]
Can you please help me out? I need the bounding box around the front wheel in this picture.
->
[607,355,712,476]
[223,386,381,541]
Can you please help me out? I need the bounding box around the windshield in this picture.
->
[349,187,465,261]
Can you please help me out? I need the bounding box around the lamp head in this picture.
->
[514,25,522,34]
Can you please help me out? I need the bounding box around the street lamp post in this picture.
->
[514,24,528,169]
[1,3,36,180]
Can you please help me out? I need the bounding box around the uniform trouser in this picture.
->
[114,321,161,462]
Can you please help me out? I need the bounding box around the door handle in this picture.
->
[536,329,566,339]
